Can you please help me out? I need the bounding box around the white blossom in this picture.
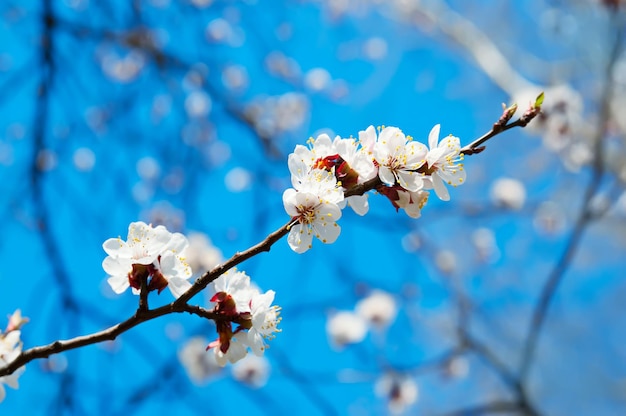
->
[211,270,255,314]
[423,124,465,201]
[208,271,281,366]
[373,126,427,192]
[102,221,192,298]
[283,169,343,253]
[395,189,429,219]
[211,332,249,367]
[375,374,419,414]
[0,326,25,403]
[247,290,282,356]
[334,136,377,215]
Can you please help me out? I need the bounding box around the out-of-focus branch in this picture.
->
[518,19,624,382]
[404,0,535,96]
[440,400,532,416]
[52,17,286,159]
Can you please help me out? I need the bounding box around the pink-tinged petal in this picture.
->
[168,278,192,298]
[107,275,130,294]
[358,125,377,152]
[372,144,389,166]
[387,131,407,157]
[314,220,341,244]
[347,194,369,216]
[378,166,396,186]
[428,124,441,150]
[431,173,450,201]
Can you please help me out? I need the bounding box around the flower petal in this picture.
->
[428,124,441,150]
[378,166,396,187]
[288,225,313,253]
[168,278,192,298]
[431,173,450,201]
[107,275,130,294]
[347,194,369,216]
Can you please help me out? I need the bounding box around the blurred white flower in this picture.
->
[534,201,567,236]
[326,311,367,347]
[178,336,222,384]
[435,250,457,275]
[304,67,332,92]
[375,374,419,414]
[232,354,270,388]
[356,290,397,329]
[490,177,526,210]
[423,124,465,201]
[183,232,223,276]
[443,356,470,379]
[471,227,500,263]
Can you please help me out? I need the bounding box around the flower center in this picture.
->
[297,204,316,225]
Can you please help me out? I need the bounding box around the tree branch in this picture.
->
[517,20,624,382]
[0,106,539,377]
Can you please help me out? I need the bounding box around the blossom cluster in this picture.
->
[207,270,281,366]
[283,125,465,253]
[102,221,192,298]
[100,223,281,368]
[0,311,27,403]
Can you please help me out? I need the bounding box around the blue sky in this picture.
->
[1,1,625,415]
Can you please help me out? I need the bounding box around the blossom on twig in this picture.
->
[102,221,192,298]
